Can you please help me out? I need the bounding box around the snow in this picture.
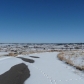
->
[0,52,84,84]
[73,57,84,66]
[0,52,9,56]
[64,52,84,67]
[25,52,84,84]
[0,57,23,74]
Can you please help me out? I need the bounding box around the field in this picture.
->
[57,51,84,70]
[0,52,84,84]
[0,43,84,84]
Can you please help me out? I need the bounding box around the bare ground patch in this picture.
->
[17,57,35,63]
[0,63,30,84]
[29,56,40,58]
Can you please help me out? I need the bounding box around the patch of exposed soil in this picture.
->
[0,63,30,84]
[29,56,40,58]
[17,57,35,63]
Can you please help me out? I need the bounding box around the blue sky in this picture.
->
[0,0,84,43]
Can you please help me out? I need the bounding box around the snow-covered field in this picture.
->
[0,52,84,84]
[0,52,9,56]
[58,51,84,70]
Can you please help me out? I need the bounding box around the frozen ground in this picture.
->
[0,52,84,84]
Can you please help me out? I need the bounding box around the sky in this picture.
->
[0,0,84,43]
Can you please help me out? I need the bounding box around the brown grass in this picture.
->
[57,52,64,61]
[9,53,18,56]
[57,51,84,70]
